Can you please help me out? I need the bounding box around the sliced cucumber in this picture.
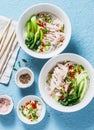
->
[34,40,41,50]
[39,30,43,42]
[26,21,32,38]
[31,16,37,33]
[76,71,88,85]
[78,80,84,97]
[34,30,40,44]
[79,78,88,101]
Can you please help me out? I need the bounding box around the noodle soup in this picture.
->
[46,61,90,106]
[24,12,65,53]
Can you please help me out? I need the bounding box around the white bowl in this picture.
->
[17,3,71,59]
[15,67,34,88]
[17,95,46,124]
[0,95,13,115]
[39,53,94,112]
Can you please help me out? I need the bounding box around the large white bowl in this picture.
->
[17,3,71,59]
[17,95,46,124]
[39,53,94,112]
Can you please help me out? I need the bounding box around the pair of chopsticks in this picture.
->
[0,19,12,51]
[0,19,16,75]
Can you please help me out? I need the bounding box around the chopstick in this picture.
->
[0,28,14,58]
[0,30,16,74]
[0,19,12,51]
[0,42,18,79]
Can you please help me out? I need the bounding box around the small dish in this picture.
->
[17,95,46,124]
[15,67,34,88]
[0,95,13,115]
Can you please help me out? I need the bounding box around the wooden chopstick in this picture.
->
[0,28,15,59]
[0,19,12,43]
[0,30,16,74]
[0,42,18,79]
[0,19,12,51]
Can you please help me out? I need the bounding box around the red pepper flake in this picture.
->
[69,66,73,70]
[37,23,42,26]
[69,72,75,75]
[38,19,42,23]
[40,48,44,52]
[42,42,45,46]
[31,102,37,109]
[66,63,70,67]
[40,27,43,30]
[67,89,70,93]
[63,85,65,89]
[78,70,81,74]
[43,34,46,38]
[71,76,75,79]
[26,102,29,106]
[45,18,48,22]
[42,23,45,27]
[60,96,65,101]
[26,107,28,110]
[29,115,32,119]
[60,39,63,42]
[38,23,45,28]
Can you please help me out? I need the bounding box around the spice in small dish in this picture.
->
[19,73,31,84]
[0,95,13,115]
[17,95,46,124]
[19,100,42,122]
[15,67,34,88]
[0,98,11,114]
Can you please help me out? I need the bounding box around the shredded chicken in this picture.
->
[48,63,68,93]
[38,13,65,51]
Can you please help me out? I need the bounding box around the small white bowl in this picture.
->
[15,67,34,88]
[17,3,71,59]
[0,95,13,115]
[17,95,46,124]
[39,53,94,112]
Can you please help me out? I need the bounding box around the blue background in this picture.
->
[0,0,94,130]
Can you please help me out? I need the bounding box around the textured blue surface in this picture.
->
[0,0,94,130]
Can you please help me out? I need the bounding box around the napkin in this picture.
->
[0,16,20,84]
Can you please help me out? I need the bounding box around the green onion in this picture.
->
[13,67,17,71]
[61,25,64,33]
[22,59,27,63]
[18,61,21,67]
[46,73,52,83]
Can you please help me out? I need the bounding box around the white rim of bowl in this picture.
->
[17,3,71,59]
[17,95,46,124]
[39,53,94,112]
[0,95,13,115]
[15,67,34,88]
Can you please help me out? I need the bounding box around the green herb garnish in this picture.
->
[22,59,27,63]
[13,67,17,71]
[61,25,64,33]
[18,61,21,67]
